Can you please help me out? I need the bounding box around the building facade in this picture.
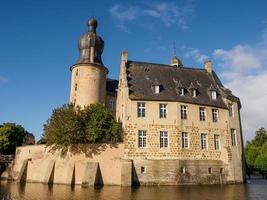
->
[70,19,245,185]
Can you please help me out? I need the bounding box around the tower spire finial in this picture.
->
[173,41,177,57]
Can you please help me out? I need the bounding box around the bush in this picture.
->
[43,103,119,147]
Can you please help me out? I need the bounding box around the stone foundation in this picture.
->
[1,144,244,186]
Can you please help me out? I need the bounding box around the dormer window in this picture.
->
[192,89,197,97]
[179,88,185,96]
[153,85,160,94]
[211,91,217,100]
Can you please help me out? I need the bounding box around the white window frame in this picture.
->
[180,105,188,120]
[154,85,160,94]
[192,89,197,97]
[201,133,208,150]
[199,107,206,121]
[138,130,147,148]
[160,131,168,148]
[182,132,189,149]
[211,91,217,100]
[228,103,234,117]
[212,109,219,122]
[214,134,220,150]
[231,128,237,146]
[137,102,146,118]
[179,88,185,96]
[159,104,167,118]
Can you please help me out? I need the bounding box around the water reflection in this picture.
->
[0,180,266,200]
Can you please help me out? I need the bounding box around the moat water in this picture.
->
[1,179,267,200]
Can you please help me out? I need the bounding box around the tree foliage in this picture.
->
[245,128,267,173]
[0,123,30,154]
[43,103,119,147]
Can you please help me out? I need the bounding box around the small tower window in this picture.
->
[75,83,78,91]
[76,69,79,76]
[211,91,217,100]
[181,167,186,174]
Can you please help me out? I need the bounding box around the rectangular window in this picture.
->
[228,103,234,117]
[137,102,146,118]
[109,100,115,111]
[214,134,220,150]
[182,132,189,149]
[181,105,188,120]
[211,91,217,100]
[159,104,167,118]
[138,130,147,148]
[192,89,197,97]
[231,128,237,146]
[154,85,160,94]
[212,109,219,122]
[179,88,185,96]
[201,133,208,150]
[199,107,206,121]
[75,83,78,91]
[160,131,168,148]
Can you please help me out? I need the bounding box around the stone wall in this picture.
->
[132,159,227,185]
[121,99,244,183]
[4,144,127,186]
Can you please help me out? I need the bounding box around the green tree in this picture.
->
[245,144,261,170]
[254,154,267,172]
[0,123,30,154]
[43,103,119,147]
[250,128,267,147]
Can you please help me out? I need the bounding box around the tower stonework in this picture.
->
[70,18,108,107]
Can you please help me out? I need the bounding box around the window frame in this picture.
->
[160,131,168,148]
[199,107,206,121]
[212,108,219,122]
[159,104,168,118]
[181,132,189,149]
[179,88,185,96]
[137,102,146,118]
[180,105,188,120]
[214,134,220,150]
[138,130,147,148]
[201,133,208,150]
[231,128,237,146]
[211,91,217,100]
[228,103,234,117]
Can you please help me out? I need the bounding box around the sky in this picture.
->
[0,0,267,142]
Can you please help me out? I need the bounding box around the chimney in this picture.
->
[204,59,212,73]
[121,51,128,62]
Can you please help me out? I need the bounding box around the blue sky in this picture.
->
[1,0,267,141]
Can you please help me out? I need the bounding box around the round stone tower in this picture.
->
[69,18,108,107]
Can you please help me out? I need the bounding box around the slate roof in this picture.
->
[106,78,118,96]
[126,61,241,109]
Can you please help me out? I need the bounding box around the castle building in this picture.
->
[70,19,245,185]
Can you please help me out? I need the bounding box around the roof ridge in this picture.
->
[127,60,205,71]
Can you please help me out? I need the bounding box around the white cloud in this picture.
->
[109,5,139,31]
[211,27,267,142]
[213,45,261,75]
[225,72,267,142]
[184,48,209,63]
[0,75,8,84]
[109,1,195,31]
